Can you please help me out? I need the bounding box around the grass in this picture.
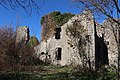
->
[0,65,73,80]
[0,65,117,80]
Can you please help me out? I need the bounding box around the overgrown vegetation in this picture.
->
[66,22,84,38]
[0,65,117,80]
[0,26,117,79]
[0,26,42,72]
[0,20,117,80]
[28,36,39,47]
[41,11,75,41]
[66,22,89,68]
[41,11,75,26]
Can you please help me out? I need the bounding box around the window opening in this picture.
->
[41,52,45,55]
[55,27,61,39]
[56,48,62,60]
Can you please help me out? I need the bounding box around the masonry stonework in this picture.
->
[16,26,29,45]
[34,11,119,69]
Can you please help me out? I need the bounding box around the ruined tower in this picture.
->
[16,26,30,45]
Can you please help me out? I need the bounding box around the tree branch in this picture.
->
[113,0,120,13]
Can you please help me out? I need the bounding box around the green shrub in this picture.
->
[41,11,75,26]
[97,66,117,80]
[28,36,39,47]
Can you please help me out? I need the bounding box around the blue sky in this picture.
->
[0,0,105,41]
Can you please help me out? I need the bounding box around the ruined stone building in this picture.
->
[14,12,119,69]
[34,10,119,69]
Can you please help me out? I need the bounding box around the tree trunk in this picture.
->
[118,28,120,80]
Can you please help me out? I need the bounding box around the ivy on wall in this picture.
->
[40,11,75,41]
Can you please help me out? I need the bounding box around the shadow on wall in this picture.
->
[95,34,109,70]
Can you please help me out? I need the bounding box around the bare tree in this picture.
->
[0,26,16,70]
[0,0,45,15]
[0,26,36,71]
[72,0,120,24]
[72,0,120,79]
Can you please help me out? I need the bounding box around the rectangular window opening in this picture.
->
[55,27,61,39]
[56,48,62,60]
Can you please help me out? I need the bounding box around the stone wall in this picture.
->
[95,19,119,68]
[35,11,119,69]
[16,26,29,45]
[35,10,96,68]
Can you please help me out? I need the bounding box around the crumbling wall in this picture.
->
[41,12,74,41]
[65,10,95,68]
[35,11,119,69]
[16,26,29,45]
[95,19,119,68]
[35,10,96,68]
